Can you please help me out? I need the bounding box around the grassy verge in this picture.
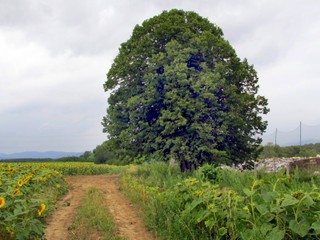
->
[71,188,124,240]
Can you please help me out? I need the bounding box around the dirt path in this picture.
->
[44,175,155,240]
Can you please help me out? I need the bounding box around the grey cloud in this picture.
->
[1,0,320,152]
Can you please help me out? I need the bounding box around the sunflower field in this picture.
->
[0,163,68,239]
[0,161,128,239]
[34,162,128,175]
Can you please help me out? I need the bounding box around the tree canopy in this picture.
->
[102,9,269,171]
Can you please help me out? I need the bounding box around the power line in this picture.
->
[263,122,320,146]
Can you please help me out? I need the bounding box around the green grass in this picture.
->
[71,188,124,240]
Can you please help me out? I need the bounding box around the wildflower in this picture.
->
[18,180,24,187]
[12,189,21,196]
[38,203,46,216]
[0,197,5,208]
[56,184,61,189]
[243,206,250,211]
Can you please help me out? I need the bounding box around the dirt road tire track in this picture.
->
[44,175,155,240]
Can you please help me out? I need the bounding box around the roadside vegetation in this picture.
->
[120,162,320,240]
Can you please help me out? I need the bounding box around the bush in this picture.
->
[198,164,222,184]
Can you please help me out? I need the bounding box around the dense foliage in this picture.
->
[120,162,320,239]
[102,9,268,170]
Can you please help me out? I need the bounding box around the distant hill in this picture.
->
[0,151,82,160]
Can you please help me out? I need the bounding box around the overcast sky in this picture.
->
[1,0,320,153]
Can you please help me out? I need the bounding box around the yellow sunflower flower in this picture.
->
[38,203,46,216]
[12,189,21,196]
[18,180,24,187]
[23,175,33,184]
[0,197,5,208]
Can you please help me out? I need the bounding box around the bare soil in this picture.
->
[44,175,155,240]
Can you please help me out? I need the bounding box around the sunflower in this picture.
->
[23,175,32,184]
[38,203,46,216]
[0,197,5,208]
[18,180,24,187]
[12,189,21,196]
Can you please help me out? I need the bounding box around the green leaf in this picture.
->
[260,223,273,236]
[270,206,284,214]
[205,218,216,230]
[261,191,278,202]
[186,198,204,212]
[243,188,255,197]
[256,204,268,215]
[14,209,29,217]
[266,226,285,240]
[289,220,310,237]
[218,227,227,237]
[301,194,314,207]
[196,210,211,223]
[311,221,320,235]
[281,195,299,207]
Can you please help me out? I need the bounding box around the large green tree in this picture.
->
[102,9,269,171]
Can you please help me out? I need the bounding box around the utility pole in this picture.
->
[275,128,277,146]
[300,121,302,146]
